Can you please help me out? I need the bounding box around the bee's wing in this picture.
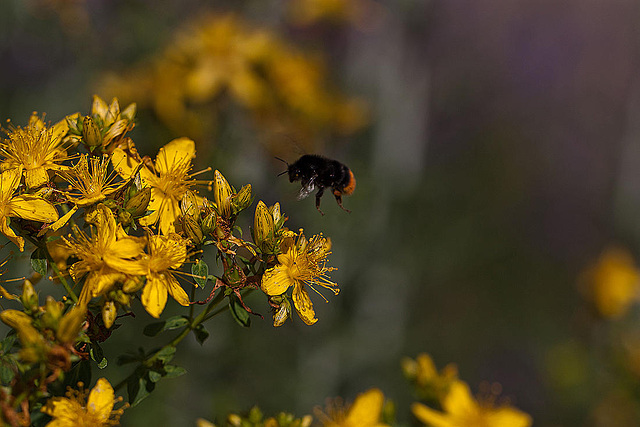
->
[297,179,316,200]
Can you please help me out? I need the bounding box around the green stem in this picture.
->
[114,290,227,393]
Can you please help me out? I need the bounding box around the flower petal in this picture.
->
[87,378,116,422]
[346,388,385,425]
[442,381,478,415]
[142,275,168,318]
[7,195,59,223]
[166,274,190,306]
[261,265,292,296]
[411,402,454,427]
[0,168,21,198]
[0,218,24,251]
[25,166,49,188]
[155,137,195,175]
[292,283,318,325]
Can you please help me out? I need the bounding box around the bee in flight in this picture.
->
[277,154,356,215]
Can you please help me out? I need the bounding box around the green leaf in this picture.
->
[30,247,48,276]
[163,364,187,378]
[229,294,251,327]
[143,321,165,337]
[193,324,209,345]
[143,316,189,337]
[0,362,15,384]
[192,259,209,288]
[128,374,155,407]
[0,335,17,353]
[164,316,189,331]
[155,346,176,364]
[90,343,107,369]
[148,370,162,383]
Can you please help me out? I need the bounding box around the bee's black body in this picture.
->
[284,154,356,215]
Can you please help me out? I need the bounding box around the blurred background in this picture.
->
[2,0,640,425]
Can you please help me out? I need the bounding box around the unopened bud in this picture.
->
[21,280,38,311]
[182,214,204,245]
[114,290,131,306]
[254,201,275,253]
[101,301,117,329]
[123,276,145,293]
[231,184,252,214]
[214,170,233,218]
[181,190,199,217]
[82,116,102,148]
[273,298,291,327]
[57,305,87,344]
[125,187,151,217]
[201,211,217,235]
[121,102,137,122]
[42,296,63,329]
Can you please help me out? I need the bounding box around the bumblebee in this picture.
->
[278,154,356,215]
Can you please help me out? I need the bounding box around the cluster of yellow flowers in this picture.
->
[0,95,340,425]
[97,14,368,149]
[197,353,532,427]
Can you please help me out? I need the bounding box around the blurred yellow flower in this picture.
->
[41,378,125,426]
[584,246,640,318]
[98,14,368,146]
[316,388,388,427]
[402,353,459,402]
[120,233,191,318]
[261,230,338,325]
[64,204,146,304]
[0,168,59,251]
[0,112,74,188]
[112,137,209,235]
[411,380,532,427]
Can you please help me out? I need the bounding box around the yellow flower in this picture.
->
[63,204,146,304]
[316,388,388,427]
[583,246,640,318]
[402,353,459,402]
[45,154,130,234]
[60,154,127,207]
[111,137,210,235]
[0,167,59,251]
[120,233,191,318]
[41,378,125,426]
[0,112,74,188]
[411,381,532,427]
[261,230,338,325]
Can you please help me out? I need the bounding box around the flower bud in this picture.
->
[181,190,199,217]
[214,170,233,218]
[20,280,38,311]
[201,211,217,235]
[254,201,275,253]
[57,305,87,344]
[123,276,145,293]
[182,214,204,246]
[101,301,117,329]
[125,187,151,217]
[0,309,41,345]
[42,296,63,329]
[273,298,291,327]
[82,116,102,148]
[91,95,109,122]
[114,290,131,306]
[121,102,137,122]
[231,184,252,214]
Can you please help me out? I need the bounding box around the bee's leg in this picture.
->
[315,188,325,215]
[334,192,351,213]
